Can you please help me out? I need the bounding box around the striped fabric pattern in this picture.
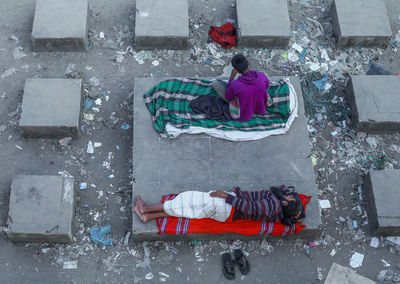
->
[143,78,291,138]
[226,190,283,222]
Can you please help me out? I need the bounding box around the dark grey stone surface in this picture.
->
[347,75,400,133]
[364,170,400,236]
[331,0,392,48]
[236,0,290,48]
[7,175,75,243]
[132,76,321,241]
[135,0,189,50]
[31,0,89,52]
[19,78,82,138]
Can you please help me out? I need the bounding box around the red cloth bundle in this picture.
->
[208,22,237,49]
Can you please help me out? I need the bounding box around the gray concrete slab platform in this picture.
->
[7,175,75,243]
[31,0,89,52]
[331,0,392,48]
[324,263,376,284]
[347,75,400,133]
[364,170,400,236]
[236,0,290,48]
[132,76,321,241]
[135,0,189,50]
[19,78,82,138]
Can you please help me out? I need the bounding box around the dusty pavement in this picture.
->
[1,0,400,283]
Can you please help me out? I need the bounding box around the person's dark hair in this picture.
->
[231,54,249,73]
[282,199,299,219]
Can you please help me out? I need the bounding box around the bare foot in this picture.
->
[136,195,146,214]
[134,203,148,223]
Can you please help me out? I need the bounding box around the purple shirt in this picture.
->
[226,70,270,122]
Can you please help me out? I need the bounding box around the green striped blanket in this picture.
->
[143,78,292,138]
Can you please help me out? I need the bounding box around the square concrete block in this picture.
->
[131,76,321,241]
[135,0,189,50]
[236,0,290,48]
[7,175,75,243]
[325,263,376,284]
[347,76,400,133]
[331,0,392,48]
[31,0,89,51]
[19,78,82,138]
[364,170,400,236]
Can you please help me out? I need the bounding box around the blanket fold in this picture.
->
[143,78,296,141]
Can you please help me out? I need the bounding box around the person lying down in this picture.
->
[134,185,305,225]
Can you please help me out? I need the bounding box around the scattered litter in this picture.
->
[89,77,100,87]
[123,232,131,245]
[64,64,81,79]
[387,237,400,246]
[84,113,95,121]
[15,145,23,150]
[349,252,364,268]
[87,141,94,154]
[382,259,391,267]
[260,239,273,255]
[84,98,93,109]
[312,77,329,91]
[94,142,102,148]
[63,260,78,269]
[13,47,27,59]
[145,273,154,280]
[1,68,16,79]
[99,31,105,39]
[292,43,303,53]
[103,39,118,50]
[370,237,379,248]
[319,200,331,209]
[366,137,377,148]
[330,249,336,256]
[90,225,113,246]
[136,241,151,268]
[59,137,72,147]
[377,269,400,283]
[79,182,87,190]
[121,123,130,130]
[95,98,102,105]
[41,248,51,254]
[317,267,324,281]
[159,272,170,282]
[152,60,160,66]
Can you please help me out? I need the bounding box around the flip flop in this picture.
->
[234,249,250,275]
[221,252,235,280]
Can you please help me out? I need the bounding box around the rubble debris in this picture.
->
[1,68,16,79]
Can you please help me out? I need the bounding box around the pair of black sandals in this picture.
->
[221,249,250,280]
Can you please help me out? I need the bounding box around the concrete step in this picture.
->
[32,0,89,52]
[19,78,82,138]
[236,0,290,48]
[347,75,400,133]
[331,0,392,48]
[364,170,400,236]
[131,76,321,241]
[135,0,189,50]
[7,175,75,243]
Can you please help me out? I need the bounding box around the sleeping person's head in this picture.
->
[231,54,249,74]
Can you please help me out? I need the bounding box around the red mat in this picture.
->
[156,193,311,236]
